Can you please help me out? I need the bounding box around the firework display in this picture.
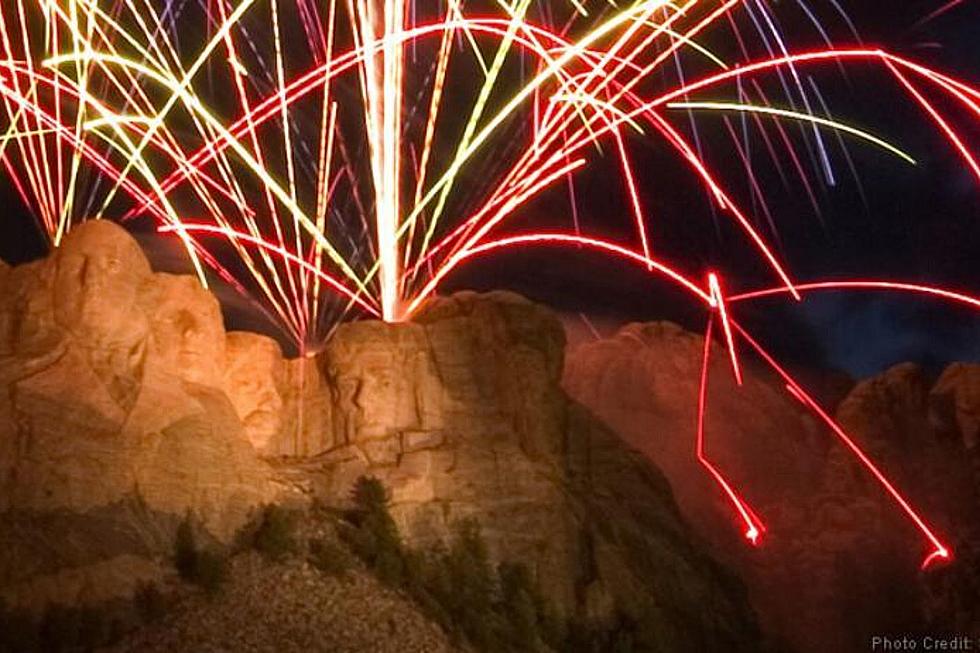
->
[1,0,978,571]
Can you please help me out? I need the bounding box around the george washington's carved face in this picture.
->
[53,220,152,349]
[50,221,153,408]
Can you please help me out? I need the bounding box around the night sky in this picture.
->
[1,0,978,379]
[448,0,980,379]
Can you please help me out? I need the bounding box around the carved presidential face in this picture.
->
[326,324,428,441]
[148,275,226,387]
[223,333,284,451]
[53,220,152,349]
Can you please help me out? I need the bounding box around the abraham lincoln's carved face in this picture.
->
[326,326,429,441]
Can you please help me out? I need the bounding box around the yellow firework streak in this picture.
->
[43,51,371,296]
[667,101,917,164]
[362,1,674,290]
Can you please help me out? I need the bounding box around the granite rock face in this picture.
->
[837,363,980,644]
[310,293,576,607]
[564,323,980,652]
[0,224,765,649]
[0,221,275,610]
[932,362,980,454]
[564,322,826,544]
[261,293,764,649]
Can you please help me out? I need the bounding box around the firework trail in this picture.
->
[2,0,979,570]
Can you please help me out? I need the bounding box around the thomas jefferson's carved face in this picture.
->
[148,275,225,387]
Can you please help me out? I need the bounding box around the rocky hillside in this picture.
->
[0,221,767,651]
[108,553,465,653]
[565,323,980,653]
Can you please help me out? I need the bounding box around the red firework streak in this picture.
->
[2,1,978,570]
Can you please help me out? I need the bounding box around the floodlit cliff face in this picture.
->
[564,323,980,652]
[0,222,767,650]
[302,292,572,572]
[0,222,276,608]
[253,292,764,648]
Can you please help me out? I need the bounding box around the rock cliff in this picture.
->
[0,222,275,609]
[564,322,980,652]
[0,222,766,650]
[265,293,763,648]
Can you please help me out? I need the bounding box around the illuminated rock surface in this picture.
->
[565,325,980,653]
[0,222,275,609]
[0,222,764,650]
[268,292,763,649]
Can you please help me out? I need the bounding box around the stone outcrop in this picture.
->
[564,322,980,653]
[0,221,275,610]
[260,293,764,649]
[0,223,766,649]
[308,293,577,611]
[564,322,823,543]
[837,363,980,643]
[932,362,980,453]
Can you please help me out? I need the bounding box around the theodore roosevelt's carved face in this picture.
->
[224,334,284,450]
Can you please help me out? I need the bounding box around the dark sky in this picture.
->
[1,0,978,378]
[447,0,980,379]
